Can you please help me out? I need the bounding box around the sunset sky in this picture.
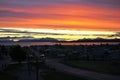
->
[0,0,120,41]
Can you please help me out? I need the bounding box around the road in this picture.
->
[45,59,120,80]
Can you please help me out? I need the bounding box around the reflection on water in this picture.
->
[0,42,120,46]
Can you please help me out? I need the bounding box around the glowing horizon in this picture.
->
[0,28,119,41]
[0,0,120,40]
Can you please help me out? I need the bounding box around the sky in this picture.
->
[0,0,120,41]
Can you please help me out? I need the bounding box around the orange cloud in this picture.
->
[0,3,120,31]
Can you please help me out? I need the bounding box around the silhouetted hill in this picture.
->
[0,38,13,42]
[18,38,58,42]
[76,38,120,42]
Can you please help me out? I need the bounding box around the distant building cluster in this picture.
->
[0,44,120,71]
[30,44,120,62]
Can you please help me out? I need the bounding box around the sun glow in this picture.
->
[1,28,118,41]
[1,28,115,35]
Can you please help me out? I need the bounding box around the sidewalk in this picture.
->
[45,59,120,80]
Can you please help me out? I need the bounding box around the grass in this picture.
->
[0,71,18,80]
[61,60,120,75]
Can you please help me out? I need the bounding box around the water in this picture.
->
[0,42,119,46]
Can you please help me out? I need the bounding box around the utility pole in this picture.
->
[28,47,40,80]
[36,58,39,80]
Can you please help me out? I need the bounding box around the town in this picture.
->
[0,43,120,80]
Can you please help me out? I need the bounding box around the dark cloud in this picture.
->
[0,28,66,36]
[0,0,120,9]
[108,32,120,37]
[0,10,36,18]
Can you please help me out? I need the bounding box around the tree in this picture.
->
[0,45,6,59]
[0,45,6,54]
[9,45,27,63]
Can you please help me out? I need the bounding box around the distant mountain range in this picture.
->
[18,38,58,42]
[0,37,13,42]
[0,37,120,42]
[76,38,120,42]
